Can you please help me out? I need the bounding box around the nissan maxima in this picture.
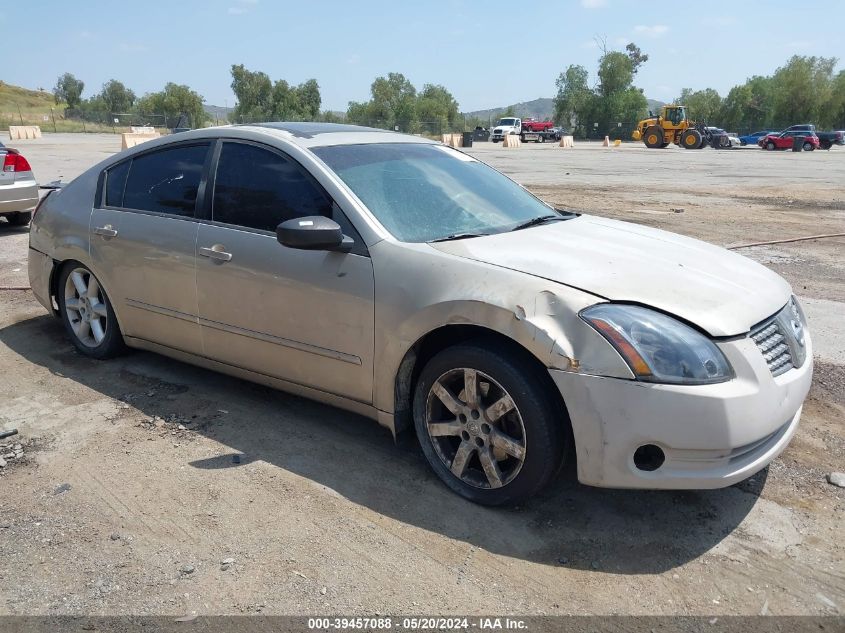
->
[27,123,812,505]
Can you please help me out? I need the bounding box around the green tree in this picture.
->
[822,70,845,129]
[370,72,418,131]
[230,65,321,122]
[270,79,300,119]
[625,43,649,75]
[53,73,85,109]
[230,64,273,121]
[553,64,592,130]
[137,83,207,129]
[597,51,634,97]
[719,83,753,131]
[677,87,722,123]
[770,55,837,127]
[346,100,373,125]
[416,84,459,133]
[296,79,322,120]
[99,79,136,114]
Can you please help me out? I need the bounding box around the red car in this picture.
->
[758,130,819,151]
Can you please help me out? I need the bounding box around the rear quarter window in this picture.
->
[104,160,130,207]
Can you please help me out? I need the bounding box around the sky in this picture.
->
[3,0,843,113]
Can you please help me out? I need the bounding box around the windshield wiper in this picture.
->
[429,232,490,243]
[509,214,567,232]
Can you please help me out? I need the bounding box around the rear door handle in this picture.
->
[94,225,118,237]
[199,245,233,262]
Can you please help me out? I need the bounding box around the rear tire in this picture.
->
[413,342,568,506]
[766,141,776,151]
[803,142,814,151]
[57,263,126,360]
[7,211,32,226]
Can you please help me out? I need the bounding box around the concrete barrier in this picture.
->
[440,133,462,148]
[130,126,156,134]
[502,134,521,148]
[121,132,161,150]
[9,126,42,140]
[559,135,574,148]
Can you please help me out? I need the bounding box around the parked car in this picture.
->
[782,124,815,133]
[759,130,819,151]
[704,127,733,148]
[816,130,844,150]
[738,130,777,146]
[547,126,568,141]
[725,132,742,148]
[28,123,812,505]
[0,144,38,226]
[778,124,842,149]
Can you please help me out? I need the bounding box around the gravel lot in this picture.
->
[0,134,843,617]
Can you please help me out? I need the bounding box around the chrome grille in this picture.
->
[751,318,793,377]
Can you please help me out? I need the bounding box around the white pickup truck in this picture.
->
[490,117,522,142]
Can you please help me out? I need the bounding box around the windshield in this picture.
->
[497,118,518,126]
[313,143,558,242]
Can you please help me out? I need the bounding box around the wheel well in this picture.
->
[48,258,69,314]
[392,325,570,441]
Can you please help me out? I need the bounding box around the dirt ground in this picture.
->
[0,135,843,617]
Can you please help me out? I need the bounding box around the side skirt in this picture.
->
[123,335,395,433]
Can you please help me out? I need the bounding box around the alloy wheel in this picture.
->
[63,267,109,347]
[425,367,527,489]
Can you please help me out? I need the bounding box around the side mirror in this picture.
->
[276,216,353,253]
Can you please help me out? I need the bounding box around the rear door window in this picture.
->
[122,143,209,216]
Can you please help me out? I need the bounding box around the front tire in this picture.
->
[766,141,776,151]
[643,125,663,148]
[803,142,814,151]
[57,263,126,359]
[413,342,567,506]
[681,129,702,149]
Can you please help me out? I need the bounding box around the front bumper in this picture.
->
[550,332,813,489]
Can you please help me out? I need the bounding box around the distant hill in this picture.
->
[0,81,56,109]
[204,104,233,123]
[462,98,555,123]
[464,96,667,123]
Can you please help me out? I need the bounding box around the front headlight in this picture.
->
[580,304,734,385]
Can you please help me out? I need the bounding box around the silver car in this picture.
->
[28,123,812,505]
[0,143,38,226]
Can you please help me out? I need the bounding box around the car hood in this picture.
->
[429,215,791,337]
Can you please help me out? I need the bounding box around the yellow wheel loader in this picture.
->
[632,105,714,149]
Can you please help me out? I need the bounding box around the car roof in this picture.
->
[236,122,436,149]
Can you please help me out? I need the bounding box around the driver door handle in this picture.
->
[94,225,118,237]
[199,245,233,262]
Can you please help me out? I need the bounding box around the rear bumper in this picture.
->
[27,247,55,313]
[0,180,38,214]
[550,333,813,489]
